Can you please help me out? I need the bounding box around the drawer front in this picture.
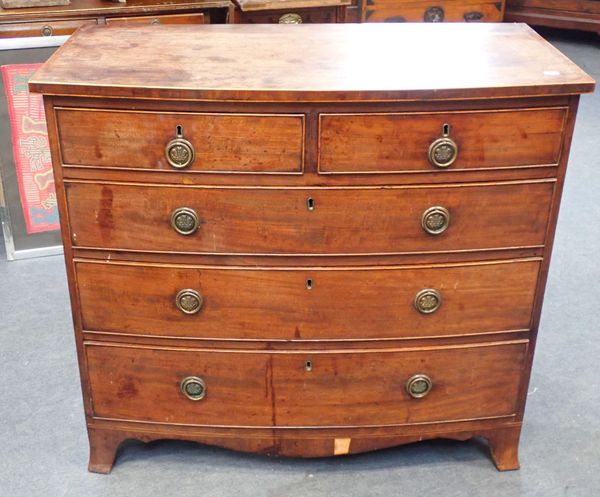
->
[56,108,304,174]
[77,259,540,340]
[364,0,504,22]
[65,181,554,254]
[105,13,207,26]
[275,341,526,426]
[319,108,566,174]
[86,341,526,427]
[0,19,97,38]
[239,7,340,23]
[86,344,272,426]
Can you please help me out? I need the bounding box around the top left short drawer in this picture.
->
[55,108,305,174]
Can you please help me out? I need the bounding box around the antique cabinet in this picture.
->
[362,0,505,23]
[0,0,230,38]
[29,23,594,473]
[505,0,600,35]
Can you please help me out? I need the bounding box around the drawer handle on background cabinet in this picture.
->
[424,6,444,22]
[428,123,458,168]
[41,25,54,37]
[165,125,195,169]
[279,13,303,24]
[175,289,204,314]
[170,207,200,235]
[414,288,442,314]
[180,376,206,401]
[406,374,432,399]
[464,11,484,22]
[421,206,450,235]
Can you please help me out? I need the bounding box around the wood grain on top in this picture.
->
[30,23,594,101]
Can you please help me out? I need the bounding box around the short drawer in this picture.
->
[65,180,554,255]
[86,343,272,426]
[319,108,566,174]
[105,13,207,26]
[86,341,527,427]
[238,7,341,23]
[0,18,97,38]
[55,108,305,174]
[364,0,504,23]
[272,341,527,426]
[77,259,540,340]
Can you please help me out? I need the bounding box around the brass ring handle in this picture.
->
[151,18,161,25]
[41,25,54,37]
[406,374,432,399]
[414,288,442,314]
[421,206,450,235]
[175,289,203,315]
[165,126,195,169]
[279,12,303,23]
[428,123,458,168]
[170,207,200,235]
[180,376,206,401]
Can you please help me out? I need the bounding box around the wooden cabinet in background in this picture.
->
[29,23,594,474]
[505,0,600,35]
[362,0,505,23]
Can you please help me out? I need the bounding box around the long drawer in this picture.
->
[319,108,566,174]
[65,180,554,255]
[77,259,540,340]
[86,341,527,427]
[55,108,305,174]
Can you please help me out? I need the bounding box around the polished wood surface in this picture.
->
[64,180,554,254]
[56,108,304,173]
[29,24,595,101]
[363,0,504,23]
[319,107,566,173]
[86,341,527,426]
[31,25,594,473]
[76,259,540,340]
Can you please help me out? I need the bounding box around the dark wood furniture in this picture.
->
[0,0,230,37]
[505,0,600,35]
[362,0,505,23]
[231,0,349,23]
[30,23,594,474]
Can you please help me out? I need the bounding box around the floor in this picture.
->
[1,28,599,497]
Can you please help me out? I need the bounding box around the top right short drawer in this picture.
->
[318,107,566,174]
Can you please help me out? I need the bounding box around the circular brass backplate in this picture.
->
[175,289,203,315]
[165,137,195,169]
[406,374,432,399]
[170,207,200,236]
[428,136,458,168]
[421,206,450,235]
[279,12,303,23]
[414,288,442,314]
[180,376,206,401]
[41,25,54,37]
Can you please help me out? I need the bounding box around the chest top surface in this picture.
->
[29,23,594,101]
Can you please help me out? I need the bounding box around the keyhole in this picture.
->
[442,123,450,136]
[176,124,183,136]
[307,197,315,211]
[306,278,313,290]
[305,360,313,372]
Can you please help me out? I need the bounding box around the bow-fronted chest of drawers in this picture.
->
[30,23,595,473]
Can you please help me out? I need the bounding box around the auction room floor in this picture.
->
[1,28,599,497]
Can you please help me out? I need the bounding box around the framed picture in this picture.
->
[0,36,67,259]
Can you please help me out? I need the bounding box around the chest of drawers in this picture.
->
[30,23,594,473]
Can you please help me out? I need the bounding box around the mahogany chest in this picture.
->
[30,23,594,473]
